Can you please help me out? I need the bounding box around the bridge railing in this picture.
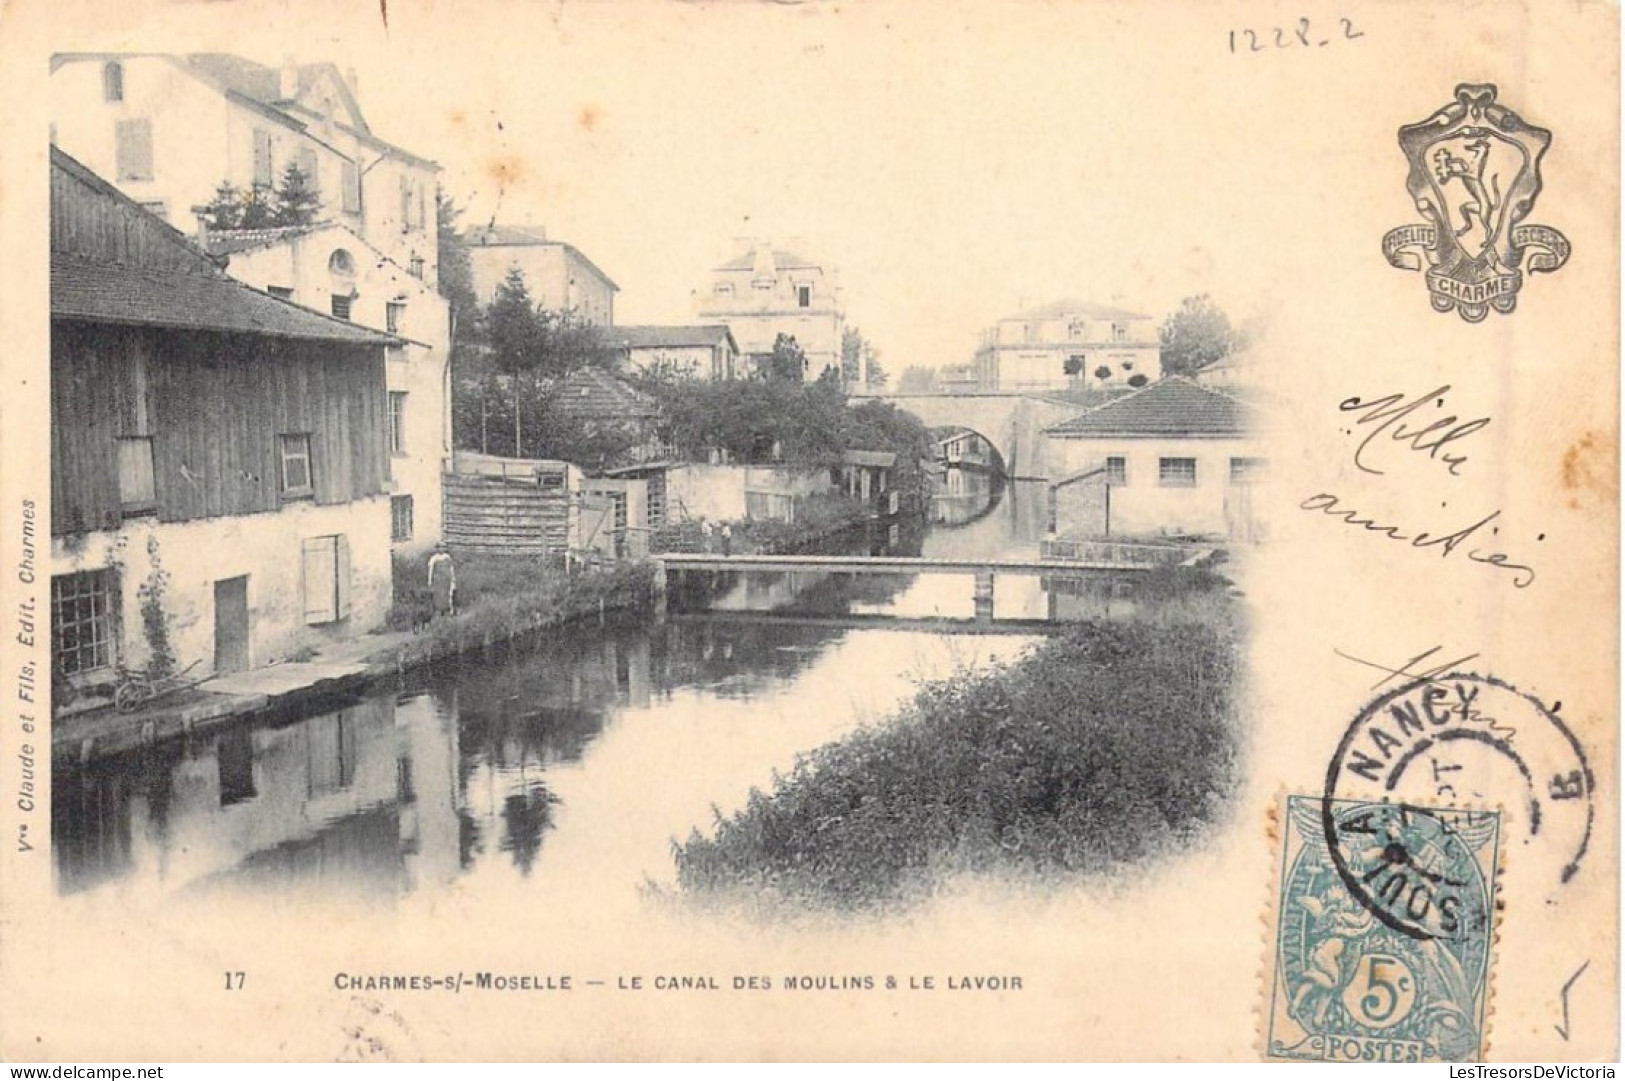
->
[1039,538,1211,567]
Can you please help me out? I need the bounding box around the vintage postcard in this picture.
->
[0,0,1616,1064]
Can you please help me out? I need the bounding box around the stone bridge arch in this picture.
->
[861,393,1081,480]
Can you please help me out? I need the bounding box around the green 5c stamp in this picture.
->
[1265,796,1500,1063]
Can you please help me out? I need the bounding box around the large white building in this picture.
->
[974,299,1161,392]
[694,240,844,381]
[51,52,442,286]
[465,224,618,326]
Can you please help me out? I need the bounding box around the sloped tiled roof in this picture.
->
[1044,377,1254,438]
[552,368,658,421]
[608,325,737,351]
[203,223,332,256]
[1003,298,1151,322]
[715,248,817,271]
[51,148,397,347]
[467,224,552,247]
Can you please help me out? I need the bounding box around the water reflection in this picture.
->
[55,616,1036,909]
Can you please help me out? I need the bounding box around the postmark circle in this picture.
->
[1316,800,1493,941]
[1324,671,1595,902]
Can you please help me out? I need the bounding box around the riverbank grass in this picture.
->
[674,571,1240,909]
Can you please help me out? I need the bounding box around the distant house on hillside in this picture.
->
[49,148,402,689]
[464,223,617,325]
[607,324,739,381]
[1043,377,1264,540]
[975,299,1161,392]
[694,239,844,382]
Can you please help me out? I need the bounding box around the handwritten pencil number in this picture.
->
[1230,16,1364,53]
[225,971,246,991]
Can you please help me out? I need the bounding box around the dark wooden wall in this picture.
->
[52,321,390,536]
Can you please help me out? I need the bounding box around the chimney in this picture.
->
[279,55,298,100]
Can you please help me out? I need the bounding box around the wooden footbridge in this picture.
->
[657,548,1208,621]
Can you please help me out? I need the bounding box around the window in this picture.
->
[1159,457,1198,488]
[1105,456,1127,486]
[52,570,118,676]
[797,284,812,308]
[385,301,405,334]
[1068,320,1085,340]
[117,437,156,515]
[390,495,414,542]
[1229,457,1268,484]
[714,282,733,297]
[341,160,361,213]
[301,535,352,625]
[1023,323,1038,344]
[217,728,257,807]
[102,62,124,103]
[408,254,424,280]
[114,118,153,181]
[1112,322,1129,343]
[279,433,314,498]
[388,391,407,455]
[327,249,355,276]
[330,294,352,320]
[267,285,294,301]
[307,709,356,793]
[399,176,413,231]
[252,127,273,188]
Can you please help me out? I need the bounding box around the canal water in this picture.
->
[52,475,1116,912]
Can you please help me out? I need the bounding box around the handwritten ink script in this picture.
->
[1303,387,1537,587]
[1228,16,1363,55]
[1340,386,1490,477]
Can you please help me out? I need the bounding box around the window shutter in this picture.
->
[335,534,352,620]
[399,176,411,229]
[341,160,360,212]
[115,119,153,181]
[302,537,338,624]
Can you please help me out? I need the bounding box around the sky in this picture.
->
[49,1,1290,372]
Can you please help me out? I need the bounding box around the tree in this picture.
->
[436,193,480,346]
[195,181,244,231]
[1158,294,1246,377]
[486,267,546,456]
[272,161,321,226]
[896,365,939,394]
[1093,365,1112,382]
[764,333,809,382]
[863,342,888,389]
[840,327,865,387]
[1127,373,1149,388]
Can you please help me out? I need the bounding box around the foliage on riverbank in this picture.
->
[673,569,1241,909]
[382,551,658,668]
[650,492,873,555]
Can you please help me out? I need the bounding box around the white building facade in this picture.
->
[209,223,451,553]
[975,299,1161,392]
[50,52,442,286]
[694,241,844,381]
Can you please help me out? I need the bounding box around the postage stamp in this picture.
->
[1382,83,1571,322]
[1264,795,1501,1063]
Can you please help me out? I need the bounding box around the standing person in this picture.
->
[700,519,713,554]
[720,522,733,557]
[427,543,457,618]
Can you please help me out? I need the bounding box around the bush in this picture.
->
[674,606,1241,910]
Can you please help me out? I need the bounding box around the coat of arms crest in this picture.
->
[1383,84,1570,322]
